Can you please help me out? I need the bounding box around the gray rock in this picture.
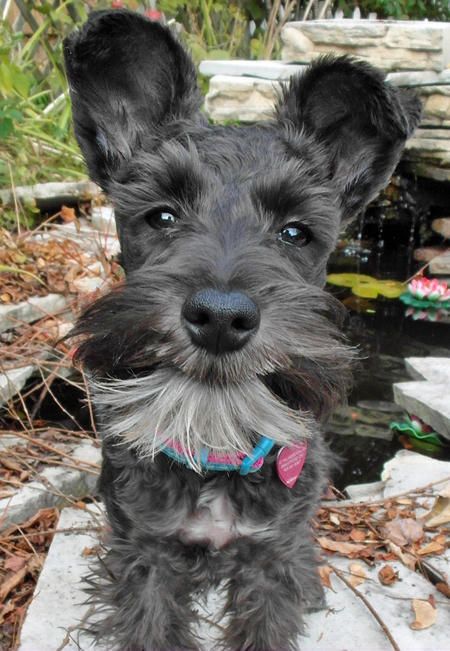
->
[18,506,104,651]
[0,181,100,210]
[405,357,450,383]
[199,60,305,79]
[281,20,450,72]
[429,250,450,274]
[0,440,101,531]
[0,293,68,334]
[90,205,116,235]
[431,218,450,239]
[382,449,450,496]
[0,365,35,405]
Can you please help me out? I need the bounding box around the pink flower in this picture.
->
[408,277,450,302]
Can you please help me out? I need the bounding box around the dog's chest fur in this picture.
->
[178,484,267,548]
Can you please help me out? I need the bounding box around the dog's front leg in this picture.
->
[89,537,203,651]
[221,538,323,651]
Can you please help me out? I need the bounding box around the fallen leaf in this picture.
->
[348,562,367,587]
[425,496,450,528]
[417,540,446,556]
[0,565,28,602]
[410,599,437,630]
[82,545,100,557]
[330,513,340,526]
[318,565,335,590]
[349,528,366,542]
[60,205,76,223]
[317,537,366,557]
[378,565,399,586]
[383,517,423,547]
[388,542,417,571]
[4,555,27,573]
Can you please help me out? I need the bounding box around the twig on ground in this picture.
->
[329,563,401,651]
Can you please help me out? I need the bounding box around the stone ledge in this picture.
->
[281,20,450,72]
[0,293,68,335]
[393,380,450,439]
[0,439,100,531]
[18,449,450,651]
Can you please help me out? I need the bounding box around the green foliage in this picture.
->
[337,0,450,20]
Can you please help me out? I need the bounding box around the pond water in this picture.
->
[325,173,450,489]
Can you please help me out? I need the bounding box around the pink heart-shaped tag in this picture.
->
[276,442,308,489]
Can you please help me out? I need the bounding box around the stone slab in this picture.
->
[18,506,103,651]
[199,59,305,80]
[381,449,450,496]
[405,357,450,383]
[432,218,450,239]
[0,181,100,209]
[0,293,68,334]
[0,440,101,531]
[200,59,450,88]
[19,484,450,651]
[281,20,450,72]
[393,381,450,439]
[0,365,35,405]
[90,205,116,235]
[429,250,450,274]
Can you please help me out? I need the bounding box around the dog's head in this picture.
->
[64,10,420,462]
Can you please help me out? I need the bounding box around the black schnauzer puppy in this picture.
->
[64,10,420,651]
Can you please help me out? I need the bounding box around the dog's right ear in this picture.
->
[64,10,201,187]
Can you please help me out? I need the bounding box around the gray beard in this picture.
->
[91,368,314,472]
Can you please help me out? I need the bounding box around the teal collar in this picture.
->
[161,436,275,475]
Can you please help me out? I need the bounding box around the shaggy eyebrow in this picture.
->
[251,168,330,224]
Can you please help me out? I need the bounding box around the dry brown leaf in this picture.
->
[410,599,437,630]
[383,517,423,547]
[417,540,446,556]
[60,205,76,223]
[388,542,417,571]
[82,545,101,557]
[425,496,450,528]
[0,565,28,602]
[348,562,367,587]
[378,564,399,586]
[317,537,366,557]
[349,528,366,542]
[4,555,27,573]
[318,565,335,590]
[438,481,450,498]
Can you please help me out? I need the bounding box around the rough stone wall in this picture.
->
[281,20,450,73]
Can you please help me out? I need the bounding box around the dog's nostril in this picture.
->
[182,289,260,354]
[232,316,252,331]
[189,310,209,327]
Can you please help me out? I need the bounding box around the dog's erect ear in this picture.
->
[277,56,421,221]
[64,10,201,187]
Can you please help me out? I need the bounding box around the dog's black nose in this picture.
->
[182,289,260,354]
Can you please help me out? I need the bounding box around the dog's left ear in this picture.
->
[277,56,421,221]
[64,9,201,187]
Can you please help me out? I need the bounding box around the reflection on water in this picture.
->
[326,173,450,489]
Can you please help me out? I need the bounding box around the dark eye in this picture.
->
[145,210,178,230]
[278,222,312,247]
